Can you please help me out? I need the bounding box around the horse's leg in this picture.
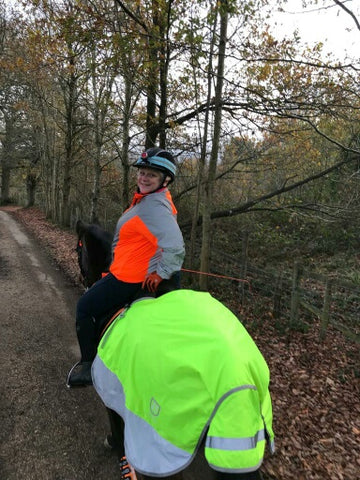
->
[105,411,184,480]
[106,408,125,458]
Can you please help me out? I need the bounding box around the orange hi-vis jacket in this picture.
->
[109,188,185,283]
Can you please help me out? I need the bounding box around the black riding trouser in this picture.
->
[76,273,142,361]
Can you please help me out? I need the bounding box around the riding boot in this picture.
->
[67,361,93,387]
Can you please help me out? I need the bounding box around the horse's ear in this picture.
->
[76,220,85,236]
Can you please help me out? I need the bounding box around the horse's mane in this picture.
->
[76,220,113,287]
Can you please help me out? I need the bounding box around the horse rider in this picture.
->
[92,282,275,480]
[67,147,185,387]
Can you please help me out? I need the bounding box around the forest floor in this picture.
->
[4,205,360,480]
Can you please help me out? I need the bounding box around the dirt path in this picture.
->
[0,211,120,480]
[0,210,214,480]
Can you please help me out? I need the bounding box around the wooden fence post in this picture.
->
[290,262,301,327]
[320,278,333,341]
[273,271,283,318]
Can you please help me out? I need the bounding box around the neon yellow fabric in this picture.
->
[96,290,274,473]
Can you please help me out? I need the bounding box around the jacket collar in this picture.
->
[130,187,167,206]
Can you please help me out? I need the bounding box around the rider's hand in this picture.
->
[142,272,163,292]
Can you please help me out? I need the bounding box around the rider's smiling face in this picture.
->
[137,168,164,194]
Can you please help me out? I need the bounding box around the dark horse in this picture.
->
[74,220,186,479]
[75,219,113,288]
[73,221,264,480]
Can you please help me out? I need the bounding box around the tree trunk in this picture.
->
[189,14,217,274]
[61,54,77,227]
[90,45,102,225]
[145,32,158,149]
[158,2,170,148]
[145,0,164,149]
[90,142,101,224]
[121,74,132,211]
[26,172,37,207]
[62,128,72,227]
[199,1,228,291]
[0,163,11,204]
[0,112,16,205]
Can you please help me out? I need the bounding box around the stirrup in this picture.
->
[66,361,92,388]
[66,361,81,388]
[104,434,116,450]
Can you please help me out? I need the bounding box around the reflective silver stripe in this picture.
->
[205,429,265,451]
[92,357,273,475]
[206,384,257,427]
[92,356,192,477]
[269,439,275,454]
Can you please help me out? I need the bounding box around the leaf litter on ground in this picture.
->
[6,206,360,480]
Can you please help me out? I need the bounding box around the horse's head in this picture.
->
[76,220,112,288]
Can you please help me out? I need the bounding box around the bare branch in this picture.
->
[333,0,360,31]
[180,153,359,228]
[113,0,149,33]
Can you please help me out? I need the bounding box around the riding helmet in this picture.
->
[133,147,176,182]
